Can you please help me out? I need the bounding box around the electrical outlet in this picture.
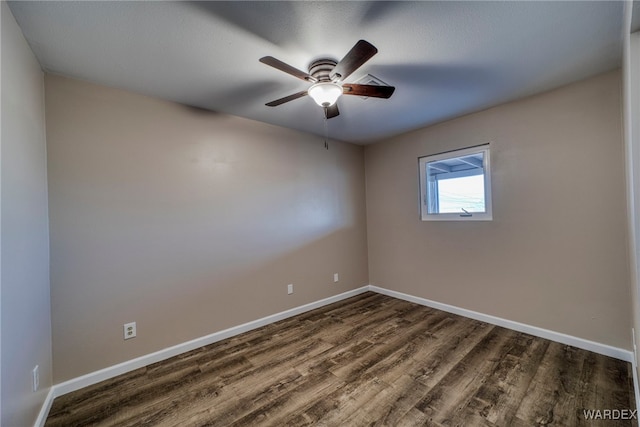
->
[287,284,293,295]
[32,365,39,392]
[124,322,137,340]
[333,273,339,283]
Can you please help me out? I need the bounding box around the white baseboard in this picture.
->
[632,355,640,411]
[632,329,640,410]
[38,284,637,425]
[369,285,634,362]
[51,286,369,399]
[34,387,55,427]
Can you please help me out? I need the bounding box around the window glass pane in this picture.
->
[437,174,485,213]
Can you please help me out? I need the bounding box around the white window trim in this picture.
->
[418,144,493,221]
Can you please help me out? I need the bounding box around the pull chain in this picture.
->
[323,107,329,150]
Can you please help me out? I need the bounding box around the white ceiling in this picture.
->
[8,1,625,144]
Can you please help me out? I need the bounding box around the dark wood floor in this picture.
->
[46,292,636,426]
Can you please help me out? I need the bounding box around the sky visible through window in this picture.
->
[438,175,485,213]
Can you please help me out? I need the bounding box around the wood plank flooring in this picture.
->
[45,292,637,426]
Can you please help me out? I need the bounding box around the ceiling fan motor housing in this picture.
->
[309,59,339,82]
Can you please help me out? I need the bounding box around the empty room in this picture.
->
[4,1,640,426]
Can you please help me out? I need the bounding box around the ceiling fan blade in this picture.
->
[265,90,308,107]
[259,56,317,83]
[342,83,395,99]
[330,40,378,82]
[325,104,340,119]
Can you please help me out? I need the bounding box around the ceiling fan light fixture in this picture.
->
[308,82,343,107]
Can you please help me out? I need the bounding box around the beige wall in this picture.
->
[45,75,369,382]
[1,2,53,425]
[365,70,631,349]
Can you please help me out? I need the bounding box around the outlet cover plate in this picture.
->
[124,322,137,340]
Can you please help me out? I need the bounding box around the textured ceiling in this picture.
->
[8,1,624,144]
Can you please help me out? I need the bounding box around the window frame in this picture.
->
[418,144,493,221]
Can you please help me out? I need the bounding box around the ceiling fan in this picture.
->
[259,40,395,119]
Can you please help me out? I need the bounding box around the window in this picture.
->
[419,144,492,221]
